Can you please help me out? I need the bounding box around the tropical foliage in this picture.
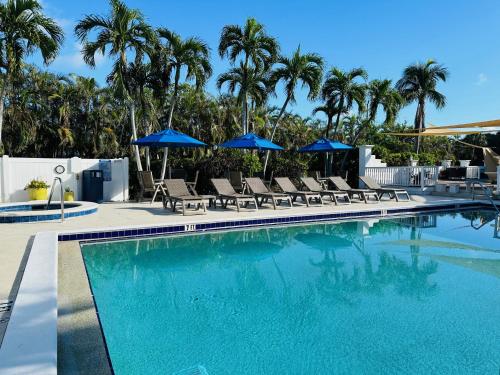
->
[1,0,497,193]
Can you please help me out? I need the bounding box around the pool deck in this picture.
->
[0,194,491,350]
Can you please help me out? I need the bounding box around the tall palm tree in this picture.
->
[312,98,346,138]
[75,0,155,170]
[367,79,404,125]
[218,17,278,134]
[157,28,212,178]
[321,67,367,139]
[0,0,64,152]
[216,63,269,130]
[263,46,323,174]
[396,59,448,153]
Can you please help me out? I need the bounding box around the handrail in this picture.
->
[470,179,499,213]
[46,177,64,222]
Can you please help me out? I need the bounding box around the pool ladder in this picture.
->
[470,180,499,213]
[470,180,500,238]
[46,177,64,222]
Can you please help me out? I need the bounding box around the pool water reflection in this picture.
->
[81,210,500,375]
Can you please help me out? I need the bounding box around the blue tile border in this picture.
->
[63,202,492,243]
[0,207,98,223]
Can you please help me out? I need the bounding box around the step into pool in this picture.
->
[81,209,500,375]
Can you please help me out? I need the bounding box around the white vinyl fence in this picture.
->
[0,156,129,203]
[364,165,482,188]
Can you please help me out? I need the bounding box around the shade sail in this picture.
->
[132,129,206,148]
[387,129,486,137]
[298,138,353,152]
[219,133,284,151]
[428,119,500,129]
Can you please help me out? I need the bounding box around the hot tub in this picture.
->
[0,201,98,223]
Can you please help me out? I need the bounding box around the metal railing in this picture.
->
[470,180,499,214]
[46,177,64,222]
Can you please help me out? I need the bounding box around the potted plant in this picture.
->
[64,186,75,201]
[24,179,50,201]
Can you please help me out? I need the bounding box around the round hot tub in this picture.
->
[0,201,98,223]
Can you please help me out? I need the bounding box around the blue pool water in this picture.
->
[81,210,500,375]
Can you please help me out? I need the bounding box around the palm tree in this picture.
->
[262,46,323,174]
[312,98,346,138]
[218,17,278,134]
[156,28,212,178]
[0,0,64,153]
[367,79,404,124]
[321,67,367,139]
[216,63,269,131]
[396,59,448,153]
[75,0,155,170]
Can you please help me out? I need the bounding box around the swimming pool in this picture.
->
[81,209,500,375]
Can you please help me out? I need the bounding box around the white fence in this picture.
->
[364,165,482,188]
[365,166,442,188]
[0,156,129,203]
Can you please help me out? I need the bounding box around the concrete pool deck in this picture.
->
[0,194,491,356]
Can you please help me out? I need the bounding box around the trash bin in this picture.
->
[82,170,103,203]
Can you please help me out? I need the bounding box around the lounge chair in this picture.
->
[359,175,410,202]
[245,177,293,209]
[227,171,246,193]
[211,178,258,212]
[274,177,323,207]
[300,177,351,205]
[328,176,380,203]
[163,179,207,215]
[137,171,166,203]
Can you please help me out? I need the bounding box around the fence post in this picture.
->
[420,167,425,191]
[1,155,11,202]
[122,157,129,201]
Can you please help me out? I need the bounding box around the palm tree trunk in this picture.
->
[415,99,425,155]
[332,96,344,140]
[325,115,333,138]
[263,95,290,175]
[242,91,248,135]
[161,70,180,179]
[0,81,7,154]
[130,102,143,171]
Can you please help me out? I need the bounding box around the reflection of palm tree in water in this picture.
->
[305,222,439,303]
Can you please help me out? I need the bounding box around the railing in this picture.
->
[46,177,64,222]
[470,180,499,213]
[365,166,441,188]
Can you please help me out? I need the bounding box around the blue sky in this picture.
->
[34,0,500,126]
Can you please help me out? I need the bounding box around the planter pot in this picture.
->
[27,188,48,201]
[64,191,75,201]
[441,160,453,168]
[409,159,418,166]
[459,160,471,167]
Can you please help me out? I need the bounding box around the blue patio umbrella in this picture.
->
[219,133,284,151]
[298,137,352,152]
[132,128,207,148]
[299,137,353,176]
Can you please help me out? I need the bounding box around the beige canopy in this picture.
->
[386,118,500,182]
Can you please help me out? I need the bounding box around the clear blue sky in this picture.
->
[33,0,500,126]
